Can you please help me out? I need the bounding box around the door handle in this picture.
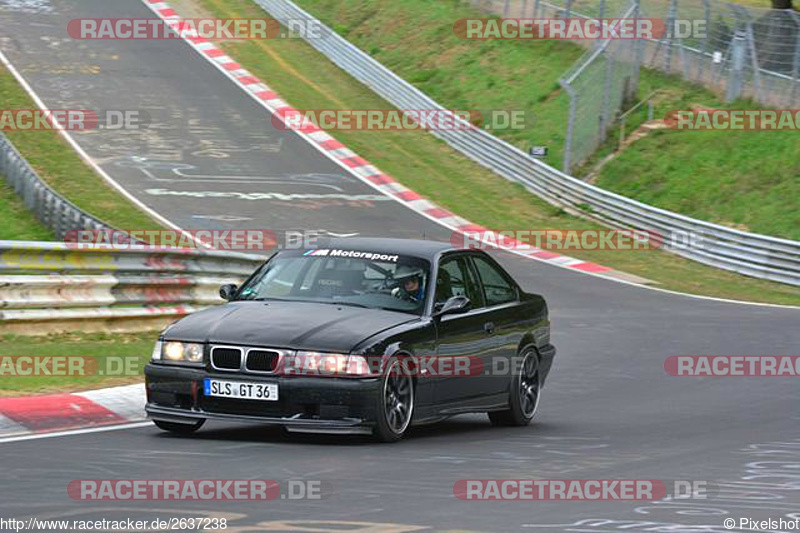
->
[484,322,496,335]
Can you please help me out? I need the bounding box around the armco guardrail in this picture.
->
[0,241,265,333]
[254,0,800,287]
[0,133,111,240]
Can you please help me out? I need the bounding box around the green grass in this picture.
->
[295,0,583,168]
[0,332,154,396]
[0,181,54,241]
[0,68,164,232]
[296,0,799,241]
[585,73,800,240]
[192,0,800,305]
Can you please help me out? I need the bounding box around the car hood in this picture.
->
[163,301,419,353]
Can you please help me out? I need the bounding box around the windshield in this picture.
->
[236,249,431,315]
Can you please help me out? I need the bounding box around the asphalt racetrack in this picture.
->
[1,1,799,531]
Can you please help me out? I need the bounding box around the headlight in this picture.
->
[159,341,205,364]
[289,352,376,376]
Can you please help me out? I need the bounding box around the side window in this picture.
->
[435,256,483,308]
[472,256,517,306]
[435,258,465,305]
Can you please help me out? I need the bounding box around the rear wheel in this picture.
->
[373,358,414,442]
[153,419,205,434]
[488,349,541,427]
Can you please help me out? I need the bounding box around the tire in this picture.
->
[373,357,415,442]
[488,348,541,427]
[153,419,205,434]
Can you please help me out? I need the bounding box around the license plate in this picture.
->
[204,379,278,401]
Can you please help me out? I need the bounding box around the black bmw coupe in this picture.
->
[145,238,555,441]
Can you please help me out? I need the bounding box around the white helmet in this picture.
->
[392,265,424,283]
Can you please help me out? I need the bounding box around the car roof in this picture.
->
[305,237,457,260]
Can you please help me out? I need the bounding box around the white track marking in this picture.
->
[0,421,153,444]
[0,49,208,249]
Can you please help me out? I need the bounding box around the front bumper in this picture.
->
[145,363,381,435]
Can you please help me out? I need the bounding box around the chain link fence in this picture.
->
[255,0,800,287]
[465,0,800,172]
[559,2,642,173]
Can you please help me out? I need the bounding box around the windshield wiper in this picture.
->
[326,301,371,309]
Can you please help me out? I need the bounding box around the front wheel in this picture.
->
[488,349,541,427]
[153,419,205,434]
[373,358,414,442]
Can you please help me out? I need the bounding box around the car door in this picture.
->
[468,254,525,396]
[432,253,500,406]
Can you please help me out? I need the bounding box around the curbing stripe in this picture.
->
[0,413,29,437]
[0,393,127,434]
[0,385,147,439]
[74,384,147,422]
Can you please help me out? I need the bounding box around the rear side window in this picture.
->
[435,255,483,308]
[472,256,517,306]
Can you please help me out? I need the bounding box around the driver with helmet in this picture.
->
[391,265,425,303]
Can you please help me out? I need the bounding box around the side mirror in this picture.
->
[434,295,470,318]
[219,284,238,301]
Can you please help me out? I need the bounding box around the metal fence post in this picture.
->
[664,0,678,74]
[743,16,763,102]
[632,0,642,91]
[726,30,746,101]
[601,49,616,135]
[560,81,577,174]
[696,0,711,83]
[564,0,572,19]
[790,12,800,106]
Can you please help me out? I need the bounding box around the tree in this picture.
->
[771,0,793,9]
